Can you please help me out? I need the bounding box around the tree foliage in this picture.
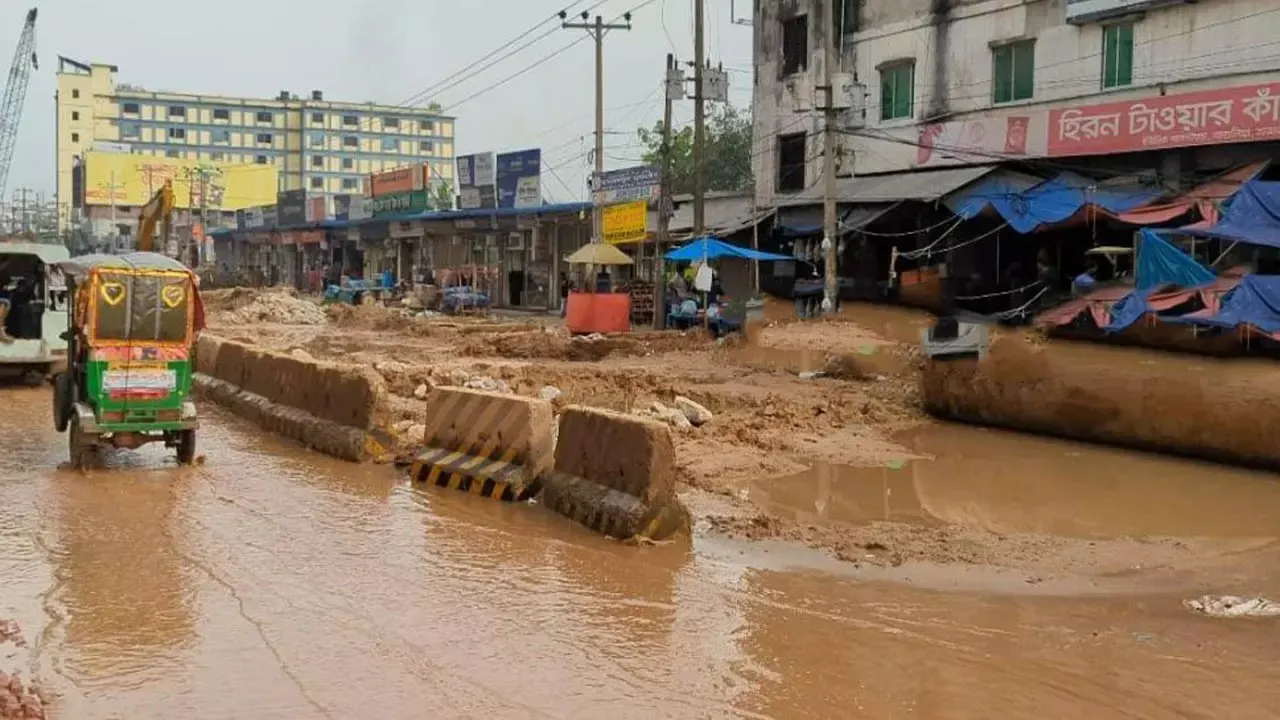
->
[637,104,752,196]
[430,181,455,211]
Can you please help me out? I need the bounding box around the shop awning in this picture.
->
[775,203,895,236]
[1114,162,1267,226]
[1169,180,1280,250]
[665,236,792,262]
[945,170,1161,234]
[775,165,997,208]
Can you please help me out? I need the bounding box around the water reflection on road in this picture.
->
[0,388,1278,719]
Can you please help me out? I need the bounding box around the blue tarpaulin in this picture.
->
[1173,180,1280,250]
[1136,228,1215,291]
[1104,286,1166,333]
[1167,274,1280,336]
[665,236,792,262]
[945,171,1160,234]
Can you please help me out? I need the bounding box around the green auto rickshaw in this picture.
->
[51,253,204,469]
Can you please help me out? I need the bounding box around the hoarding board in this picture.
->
[496,149,541,209]
[594,165,661,204]
[602,200,648,245]
[368,163,430,197]
[82,151,278,210]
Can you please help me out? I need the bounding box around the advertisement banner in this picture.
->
[243,206,266,229]
[82,151,279,210]
[594,165,661,204]
[496,149,541,209]
[305,196,327,223]
[602,200,648,245]
[916,116,1031,167]
[1047,81,1280,157]
[369,163,429,197]
[456,153,496,209]
[369,190,429,217]
[262,206,278,229]
[277,189,307,227]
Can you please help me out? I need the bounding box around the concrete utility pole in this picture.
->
[655,53,678,330]
[561,10,633,244]
[820,0,840,315]
[693,0,706,236]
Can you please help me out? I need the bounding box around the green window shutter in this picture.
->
[880,65,914,120]
[1117,24,1134,87]
[897,65,914,119]
[880,70,894,120]
[1012,42,1035,100]
[1103,24,1134,89]
[993,46,1012,104]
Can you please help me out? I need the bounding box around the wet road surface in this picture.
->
[3,388,1280,719]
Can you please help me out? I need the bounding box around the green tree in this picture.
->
[637,104,752,196]
[430,182,455,211]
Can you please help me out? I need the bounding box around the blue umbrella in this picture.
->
[665,235,791,262]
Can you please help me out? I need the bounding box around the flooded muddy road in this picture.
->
[3,388,1280,719]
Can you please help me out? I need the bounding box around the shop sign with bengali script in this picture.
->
[602,200,648,245]
[1048,81,1280,157]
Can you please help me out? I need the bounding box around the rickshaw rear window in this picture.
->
[92,272,190,342]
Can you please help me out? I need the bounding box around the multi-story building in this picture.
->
[753,0,1280,209]
[55,56,455,231]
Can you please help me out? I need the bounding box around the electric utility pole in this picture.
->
[561,10,633,244]
[820,0,840,315]
[655,53,680,330]
[693,0,706,236]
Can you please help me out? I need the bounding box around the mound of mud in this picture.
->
[462,328,710,362]
[327,303,417,332]
[217,289,329,326]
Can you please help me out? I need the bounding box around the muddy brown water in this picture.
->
[3,389,1280,719]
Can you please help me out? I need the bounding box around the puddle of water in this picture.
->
[751,423,1280,540]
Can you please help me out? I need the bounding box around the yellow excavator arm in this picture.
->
[136,180,174,253]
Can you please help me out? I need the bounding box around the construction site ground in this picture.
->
[203,288,1280,596]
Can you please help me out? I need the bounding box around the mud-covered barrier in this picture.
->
[193,335,389,461]
[541,406,691,541]
[921,335,1280,468]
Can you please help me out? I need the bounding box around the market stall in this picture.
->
[564,243,634,334]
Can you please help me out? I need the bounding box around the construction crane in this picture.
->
[0,8,36,205]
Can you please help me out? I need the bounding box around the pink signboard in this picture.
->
[1048,81,1280,157]
[915,116,1030,167]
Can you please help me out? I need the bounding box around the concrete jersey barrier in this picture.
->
[409,387,555,501]
[541,406,690,541]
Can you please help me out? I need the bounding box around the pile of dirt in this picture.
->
[218,289,329,326]
[327,303,418,332]
[461,328,710,362]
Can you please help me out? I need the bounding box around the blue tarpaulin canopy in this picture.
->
[1135,228,1216,291]
[945,171,1160,234]
[1170,180,1280,250]
[665,236,791,262]
[1166,274,1280,336]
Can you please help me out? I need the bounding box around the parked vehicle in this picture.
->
[52,252,204,469]
[0,242,70,385]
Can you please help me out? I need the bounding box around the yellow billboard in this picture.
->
[602,200,648,245]
[82,151,279,211]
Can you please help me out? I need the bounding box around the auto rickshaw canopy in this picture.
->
[59,252,206,346]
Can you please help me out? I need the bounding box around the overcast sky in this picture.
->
[10,0,752,203]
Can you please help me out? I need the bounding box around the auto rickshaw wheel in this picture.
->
[68,414,96,471]
[176,429,197,465]
[52,373,72,432]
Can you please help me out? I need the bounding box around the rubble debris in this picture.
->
[538,385,563,403]
[1184,595,1280,618]
[221,290,329,326]
[673,396,713,426]
[413,383,430,400]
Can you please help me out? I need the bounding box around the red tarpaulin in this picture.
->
[1114,162,1267,226]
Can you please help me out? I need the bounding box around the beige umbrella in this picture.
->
[565,242,634,266]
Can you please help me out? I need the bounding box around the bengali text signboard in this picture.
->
[602,200,648,245]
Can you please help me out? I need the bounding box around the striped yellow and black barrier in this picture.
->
[409,387,555,502]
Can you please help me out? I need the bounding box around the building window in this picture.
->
[311,155,324,168]
[255,155,268,164]
[381,137,399,152]
[71,132,80,143]
[342,177,358,190]
[71,111,80,121]
[166,150,180,158]
[342,115,359,127]
[341,157,354,170]
[419,140,434,153]
[213,108,230,121]
[384,117,400,129]
[310,177,325,190]
[213,129,230,144]
[1103,23,1134,89]
[992,40,1035,104]
[308,132,324,148]
[343,135,358,148]
[122,102,140,114]
[72,89,80,99]
[776,132,806,193]
[833,0,856,34]
[781,15,808,76]
[211,152,225,162]
[311,111,324,124]
[121,122,140,138]
[421,120,435,134]
[168,127,186,139]
[256,111,273,124]
[168,105,186,118]
[256,132,273,145]
[879,62,915,121]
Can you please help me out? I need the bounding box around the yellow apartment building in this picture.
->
[55,56,456,229]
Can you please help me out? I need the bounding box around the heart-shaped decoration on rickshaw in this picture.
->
[99,281,126,306]
[161,285,186,308]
